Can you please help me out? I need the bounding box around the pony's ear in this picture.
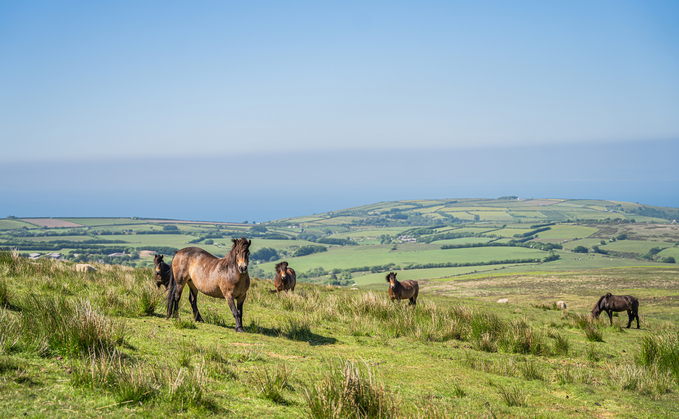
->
[247,239,252,247]
[393,272,397,278]
[232,238,238,245]
[605,292,612,298]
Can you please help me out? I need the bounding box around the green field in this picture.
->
[1,198,677,286]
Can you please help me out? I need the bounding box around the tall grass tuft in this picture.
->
[253,364,295,405]
[636,331,679,383]
[0,277,10,308]
[607,363,674,399]
[282,318,312,341]
[499,318,549,355]
[497,384,528,407]
[19,295,125,357]
[551,332,570,355]
[584,325,604,342]
[304,359,397,419]
[135,282,162,316]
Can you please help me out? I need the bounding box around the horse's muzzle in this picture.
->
[238,264,248,274]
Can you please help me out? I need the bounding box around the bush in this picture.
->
[572,246,588,253]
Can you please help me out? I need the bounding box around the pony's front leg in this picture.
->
[226,295,244,333]
[188,288,204,323]
[236,298,245,331]
[607,310,613,326]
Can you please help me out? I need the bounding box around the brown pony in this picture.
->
[167,237,251,332]
[386,271,418,305]
[153,254,172,289]
[591,293,640,329]
[272,261,296,293]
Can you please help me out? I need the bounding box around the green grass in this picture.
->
[2,253,679,417]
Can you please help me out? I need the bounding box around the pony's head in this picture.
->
[275,261,289,278]
[231,237,251,274]
[385,272,397,288]
[153,254,166,288]
[591,293,611,319]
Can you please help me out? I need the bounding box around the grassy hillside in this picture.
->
[1,252,679,418]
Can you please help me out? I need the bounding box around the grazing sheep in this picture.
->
[496,298,509,304]
[557,301,567,310]
[75,264,97,273]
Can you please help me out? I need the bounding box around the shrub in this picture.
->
[572,246,588,253]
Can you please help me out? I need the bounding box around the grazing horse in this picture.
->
[386,271,419,305]
[272,261,296,293]
[591,293,640,329]
[167,237,252,332]
[153,254,173,289]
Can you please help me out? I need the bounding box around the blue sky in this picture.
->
[1,1,678,221]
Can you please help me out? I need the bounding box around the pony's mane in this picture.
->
[226,236,251,265]
[385,272,397,283]
[275,261,287,273]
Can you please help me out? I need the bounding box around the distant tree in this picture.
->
[572,246,588,253]
[162,225,179,231]
[616,233,627,240]
[204,239,214,245]
[251,247,278,262]
[600,240,606,245]
[663,256,676,263]
[250,225,268,233]
[293,245,327,257]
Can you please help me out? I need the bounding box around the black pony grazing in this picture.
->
[591,293,640,329]
[153,254,173,289]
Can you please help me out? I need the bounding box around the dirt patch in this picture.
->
[20,218,84,228]
[139,250,156,258]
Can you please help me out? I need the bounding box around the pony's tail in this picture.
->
[166,270,177,318]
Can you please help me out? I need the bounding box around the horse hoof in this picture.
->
[235,327,245,333]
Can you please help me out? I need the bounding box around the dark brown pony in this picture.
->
[386,271,418,305]
[591,293,640,329]
[153,254,173,289]
[272,261,296,293]
[167,237,252,332]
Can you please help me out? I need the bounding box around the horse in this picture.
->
[591,293,640,329]
[271,261,296,293]
[386,271,418,305]
[167,237,252,332]
[153,254,173,289]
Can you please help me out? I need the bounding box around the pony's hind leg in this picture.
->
[626,309,633,329]
[166,274,182,320]
[188,286,204,323]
